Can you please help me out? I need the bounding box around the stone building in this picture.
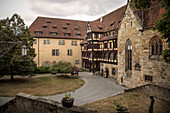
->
[29,17,87,68]
[29,0,169,88]
[117,0,170,88]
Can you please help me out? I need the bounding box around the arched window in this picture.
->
[150,37,163,56]
[112,68,116,75]
[125,39,132,72]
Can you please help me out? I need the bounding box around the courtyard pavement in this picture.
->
[0,72,126,106]
[44,72,126,106]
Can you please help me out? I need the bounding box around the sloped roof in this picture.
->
[133,0,164,28]
[29,17,88,39]
[93,5,127,32]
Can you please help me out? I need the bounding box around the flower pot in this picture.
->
[61,99,74,108]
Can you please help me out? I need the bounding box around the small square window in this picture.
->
[43,40,46,45]
[47,40,50,45]
[75,60,79,64]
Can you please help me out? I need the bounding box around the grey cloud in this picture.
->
[27,0,127,20]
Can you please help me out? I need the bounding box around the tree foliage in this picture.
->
[0,14,36,80]
[130,0,170,63]
[50,61,73,75]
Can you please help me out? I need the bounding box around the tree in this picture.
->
[0,14,36,80]
[50,61,73,75]
[130,0,170,63]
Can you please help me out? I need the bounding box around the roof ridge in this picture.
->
[37,16,88,22]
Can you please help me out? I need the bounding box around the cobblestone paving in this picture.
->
[44,72,126,106]
[0,72,126,106]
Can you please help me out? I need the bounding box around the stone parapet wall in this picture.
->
[0,93,105,113]
[124,84,170,102]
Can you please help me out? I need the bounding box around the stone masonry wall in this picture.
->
[117,3,170,88]
[124,84,170,102]
[0,93,105,113]
[16,94,105,113]
[100,63,117,78]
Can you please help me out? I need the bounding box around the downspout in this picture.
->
[38,38,40,66]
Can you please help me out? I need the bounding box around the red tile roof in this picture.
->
[133,0,164,28]
[29,17,88,40]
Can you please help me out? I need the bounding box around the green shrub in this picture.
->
[35,66,51,74]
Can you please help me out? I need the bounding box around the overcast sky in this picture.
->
[0,0,127,26]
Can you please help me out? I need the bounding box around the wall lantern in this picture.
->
[22,45,27,56]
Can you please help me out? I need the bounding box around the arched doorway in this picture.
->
[106,68,109,78]
[101,69,103,76]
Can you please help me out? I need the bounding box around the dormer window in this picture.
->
[98,25,103,30]
[110,31,114,36]
[50,32,57,36]
[35,31,42,35]
[47,20,51,24]
[43,25,47,28]
[53,25,57,29]
[76,34,81,37]
[63,27,67,30]
[64,33,71,36]
[66,22,70,25]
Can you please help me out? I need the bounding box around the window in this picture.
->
[112,68,116,75]
[125,39,132,72]
[62,40,65,45]
[104,43,108,48]
[35,31,42,35]
[52,49,55,56]
[110,31,114,36]
[59,40,65,45]
[43,40,46,45]
[50,32,57,35]
[59,40,61,45]
[109,42,112,48]
[47,40,50,45]
[145,75,153,82]
[63,27,67,30]
[75,60,79,64]
[104,32,108,37]
[52,49,59,56]
[43,25,47,28]
[66,22,70,25]
[75,28,78,30]
[76,34,81,37]
[34,39,37,45]
[64,33,71,36]
[53,26,57,29]
[150,37,163,56]
[67,49,72,56]
[47,21,51,24]
[71,41,77,46]
[56,49,59,56]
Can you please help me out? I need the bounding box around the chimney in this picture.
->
[100,16,103,23]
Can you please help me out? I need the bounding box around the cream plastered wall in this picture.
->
[33,38,82,68]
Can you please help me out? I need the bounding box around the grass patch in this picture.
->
[82,92,170,113]
[0,76,84,97]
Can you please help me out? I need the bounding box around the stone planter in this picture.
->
[61,99,74,108]
[116,109,129,113]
